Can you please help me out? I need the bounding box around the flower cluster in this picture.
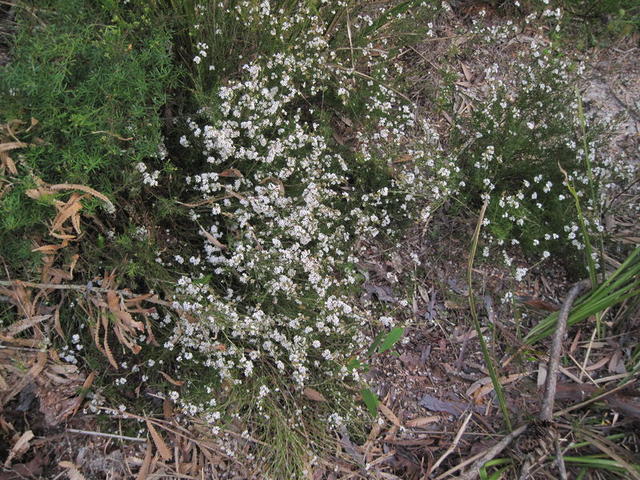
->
[146,0,452,428]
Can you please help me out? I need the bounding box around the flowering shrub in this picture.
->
[451,43,634,278]
[116,3,453,466]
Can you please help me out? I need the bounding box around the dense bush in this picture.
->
[0,0,173,272]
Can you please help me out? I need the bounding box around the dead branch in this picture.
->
[540,279,591,421]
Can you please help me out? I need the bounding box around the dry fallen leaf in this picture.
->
[146,420,172,461]
[159,371,184,387]
[303,387,327,402]
[406,416,440,427]
[135,442,153,480]
[58,461,86,480]
[4,430,34,467]
[378,403,402,427]
[467,372,529,402]
[219,168,243,178]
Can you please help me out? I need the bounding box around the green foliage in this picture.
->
[450,47,610,273]
[525,246,640,344]
[0,0,174,272]
[360,388,379,416]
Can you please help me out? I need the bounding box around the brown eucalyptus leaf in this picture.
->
[303,387,327,402]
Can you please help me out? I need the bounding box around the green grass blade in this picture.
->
[468,200,512,431]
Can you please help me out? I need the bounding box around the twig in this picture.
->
[540,279,591,421]
[457,424,528,480]
[555,436,568,480]
[66,428,146,443]
[328,64,413,104]
[433,450,486,480]
[429,411,473,474]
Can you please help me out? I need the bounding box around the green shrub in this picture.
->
[0,0,174,273]
[450,46,611,277]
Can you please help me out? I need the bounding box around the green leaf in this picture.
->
[361,388,378,417]
[366,331,384,357]
[347,358,363,370]
[378,327,404,354]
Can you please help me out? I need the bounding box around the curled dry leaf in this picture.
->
[219,168,243,178]
[0,151,18,175]
[159,371,184,387]
[260,176,285,196]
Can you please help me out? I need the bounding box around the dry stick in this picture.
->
[66,428,146,443]
[555,436,568,480]
[540,279,591,421]
[520,279,591,479]
[456,424,529,480]
[429,412,473,475]
[454,280,592,480]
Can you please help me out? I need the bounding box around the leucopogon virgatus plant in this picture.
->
[451,38,638,284]
[129,0,455,473]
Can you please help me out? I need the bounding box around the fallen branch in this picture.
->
[540,279,591,421]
